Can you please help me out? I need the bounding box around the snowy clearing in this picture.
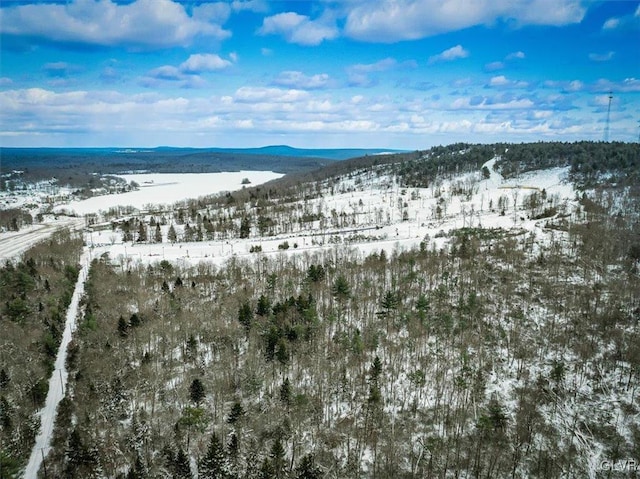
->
[88,158,576,270]
[53,171,283,215]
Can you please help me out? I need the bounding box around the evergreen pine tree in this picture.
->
[168,224,178,243]
[0,396,13,430]
[0,449,20,479]
[259,457,275,479]
[256,294,271,317]
[238,301,254,333]
[186,334,198,360]
[227,401,244,425]
[199,433,229,479]
[66,427,91,475]
[239,217,251,239]
[173,447,192,479]
[118,315,129,337]
[331,275,351,301]
[370,356,382,382]
[129,312,141,328]
[155,223,162,243]
[279,378,291,408]
[294,454,322,479]
[0,368,9,389]
[189,378,206,405]
[270,437,286,478]
[275,338,289,366]
[227,432,239,459]
[126,454,147,479]
[137,221,147,243]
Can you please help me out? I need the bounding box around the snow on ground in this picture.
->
[24,250,90,479]
[53,171,284,215]
[88,158,576,270]
[0,216,86,262]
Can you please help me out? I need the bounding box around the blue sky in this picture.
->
[0,0,638,149]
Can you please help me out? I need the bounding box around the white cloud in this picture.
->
[588,51,615,62]
[1,0,229,49]
[343,0,586,43]
[346,57,416,87]
[514,0,585,26]
[147,66,183,81]
[234,86,310,103]
[428,45,469,64]
[506,51,526,60]
[592,78,640,93]
[272,71,332,90]
[450,95,535,110]
[0,77,13,87]
[602,6,640,31]
[485,61,505,72]
[451,77,473,88]
[258,12,338,46]
[488,75,529,88]
[485,51,524,72]
[603,17,620,29]
[231,0,268,13]
[489,76,510,87]
[566,80,584,92]
[180,54,232,73]
[142,53,234,87]
[0,84,628,147]
[349,58,401,73]
[192,2,231,23]
[543,79,584,92]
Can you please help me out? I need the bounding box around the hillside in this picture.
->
[2,141,639,478]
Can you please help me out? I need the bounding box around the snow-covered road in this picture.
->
[23,250,90,479]
[0,217,85,262]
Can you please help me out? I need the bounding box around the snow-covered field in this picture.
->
[0,171,283,261]
[87,158,576,269]
[53,170,283,215]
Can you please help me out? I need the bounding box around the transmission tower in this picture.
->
[604,91,613,142]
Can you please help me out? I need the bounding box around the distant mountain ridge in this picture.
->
[198,145,405,160]
[2,145,404,162]
[0,146,406,186]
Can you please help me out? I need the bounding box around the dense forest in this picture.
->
[2,141,640,478]
[40,187,640,478]
[0,147,340,189]
[0,229,83,475]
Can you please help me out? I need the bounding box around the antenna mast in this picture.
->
[604,91,613,142]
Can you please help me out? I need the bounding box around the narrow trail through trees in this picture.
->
[23,249,90,479]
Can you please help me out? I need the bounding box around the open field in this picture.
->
[53,171,284,216]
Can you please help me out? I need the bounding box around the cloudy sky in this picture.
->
[1,0,638,149]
